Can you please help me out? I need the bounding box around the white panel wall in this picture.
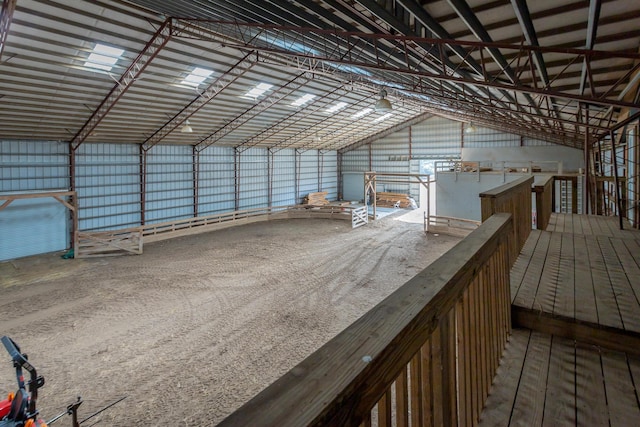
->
[462,146,584,172]
[145,145,194,223]
[76,143,141,231]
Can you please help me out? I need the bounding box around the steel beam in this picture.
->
[70,17,173,151]
[0,0,16,61]
[196,72,312,152]
[142,50,259,151]
[579,0,602,96]
[182,20,640,111]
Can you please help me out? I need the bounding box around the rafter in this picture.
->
[142,50,259,151]
[0,0,16,61]
[70,17,174,150]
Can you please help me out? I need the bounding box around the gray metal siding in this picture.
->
[320,151,338,200]
[297,150,319,203]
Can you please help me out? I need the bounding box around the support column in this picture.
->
[192,146,199,217]
[234,148,240,211]
[610,130,624,229]
[139,146,147,225]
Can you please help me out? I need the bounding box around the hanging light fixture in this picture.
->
[181,120,193,133]
[374,88,392,112]
[465,122,476,133]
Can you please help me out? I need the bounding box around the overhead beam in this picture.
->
[142,50,259,151]
[180,21,640,110]
[579,0,602,96]
[70,17,173,150]
[0,0,16,61]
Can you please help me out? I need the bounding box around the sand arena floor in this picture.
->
[0,213,459,426]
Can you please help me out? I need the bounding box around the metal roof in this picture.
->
[0,0,638,152]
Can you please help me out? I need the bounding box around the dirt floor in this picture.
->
[0,212,460,426]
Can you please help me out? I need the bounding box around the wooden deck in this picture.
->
[479,328,640,426]
[480,213,640,426]
[510,213,640,351]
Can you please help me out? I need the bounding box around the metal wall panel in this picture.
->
[238,147,268,210]
[463,126,520,148]
[411,116,462,158]
[523,137,554,146]
[0,140,70,260]
[75,143,141,231]
[342,146,369,172]
[320,151,338,200]
[198,146,235,215]
[272,149,296,206]
[145,145,194,223]
[297,150,319,203]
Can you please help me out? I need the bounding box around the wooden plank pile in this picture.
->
[376,191,412,208]
[304,191,329,205]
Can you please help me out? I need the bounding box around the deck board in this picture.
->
[479,329,640,427]
[513,213,640,333]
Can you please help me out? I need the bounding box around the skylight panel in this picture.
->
[84,43,124,72]
[181,67,213,87]
[326,102,347,113]
[291,93,316,107]
[351,108,372,119]
[243,82,273,99]
[373,113,392,123]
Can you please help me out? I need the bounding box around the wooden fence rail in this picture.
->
[480,176,533,267]
[217,213,513,427]
[533,176,554,230]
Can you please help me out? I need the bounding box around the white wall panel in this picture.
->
[320,151,338,200]
[145,145,194,223]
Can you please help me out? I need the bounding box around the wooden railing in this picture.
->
[480,176,533,266]
[217,213,513,427]
[425,213,480,237]
[532,175,554,230]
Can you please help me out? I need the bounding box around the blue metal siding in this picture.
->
[272,149,296,206]
[321,151,338,200]
[297,150,319,203]
[198,146,235,215]
[145,145,194,223]
[75,143,141,231]
[238,148,268,210]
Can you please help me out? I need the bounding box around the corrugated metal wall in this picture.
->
[198,146,235,215]
[76,143,141,231]
[320,151,338,200]
[145,145,194,224]
[0,141,70,260]
[238,147,269,210]
[297,150,319,203]
[272,149,296,206]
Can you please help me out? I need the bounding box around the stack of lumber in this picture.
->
[304,191,329,205]
[376,192,412,208]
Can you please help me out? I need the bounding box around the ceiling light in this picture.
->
[291,93,316,107]
[465,123,476,133]
[181,67,213,87]
[326,102,347,113]
[84,43,124,71]
[374,89,392,112]
[181,120,193,133]
[351,108,372,119]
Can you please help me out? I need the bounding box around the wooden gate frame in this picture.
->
[364,171,431,220]
[0,191,79,257]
